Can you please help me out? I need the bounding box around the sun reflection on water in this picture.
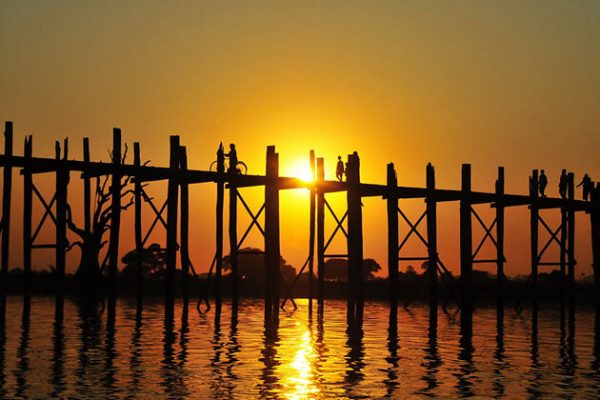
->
[281,326,320,400]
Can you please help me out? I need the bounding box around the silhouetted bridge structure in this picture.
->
[0,121,599,328]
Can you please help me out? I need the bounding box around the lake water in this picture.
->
[0,296,599,399]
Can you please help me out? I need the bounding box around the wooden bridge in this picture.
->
[0,121,598,327]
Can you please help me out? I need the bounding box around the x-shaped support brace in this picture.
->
[31,184,57,244]
[471,207,499,260]
[237,191,265,249]
[537,215,564,262]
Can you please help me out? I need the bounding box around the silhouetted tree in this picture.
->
[120,243,166,280]
[65,145,134,289]
[324,258,381,281]
[222,247,296,284]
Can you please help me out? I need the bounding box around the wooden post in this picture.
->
[83,138,91,236]
[165,136,180,311]
[55,139,68,321]
[560,187,568,306]
[530,169,539,302]
[567,173,575,304]
[215,144,225,302]
[346,152,363,323]
[1,122,13,303]
[426,164,438,311]
[460,164,473,313]
[108,129,121,308]
[308,150,316,310]
[23,136,33,297]
[179,146,190,305]
[265,146,280,322]
[591,184,600,308]
[387,163,399,305]
[495,167,505,309]
[316,158,325,306]
[228,150,238,300]
[133,142,143,305]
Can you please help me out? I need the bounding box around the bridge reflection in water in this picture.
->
[0,296,599,399]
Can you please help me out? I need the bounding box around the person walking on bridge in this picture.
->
[559,169,568,199]
[539,170,548,197]
[336,155,345,182]
[577,173,594,201]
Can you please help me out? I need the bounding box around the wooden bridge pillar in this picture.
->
[530,169,539,303]
[165,136,180,315]
[426,163,438,311]
[308,150,316,311]
[83,138,91,237]
[108,130,121,315]
[560,184,568,306]
[460,164,473,312]
[567,173,576,305]
[265,146,280,323]
[316,158,325,306]
[133,142,143,306]
[1,122,13,309]
[387,163,399,305]
[215,144,225,302]
[495,167,505,310]
[55,139,69,322]
[346,152,363,323]
[228,147,239,301]
[23,136,32,297]
[179,146,190,305]
[591,184,600,307]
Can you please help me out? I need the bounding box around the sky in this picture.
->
[1,1,599,278]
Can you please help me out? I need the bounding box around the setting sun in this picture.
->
[286,160,314,182]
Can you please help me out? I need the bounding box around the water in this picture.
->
[0,296,599,399]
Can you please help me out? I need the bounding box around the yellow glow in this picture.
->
[283,329,319,400]
[285,160,314,182]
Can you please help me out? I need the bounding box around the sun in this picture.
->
[286,160,314,182]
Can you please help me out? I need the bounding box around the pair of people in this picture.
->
[539,169,594,200]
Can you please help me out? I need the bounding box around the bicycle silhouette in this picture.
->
[209,159,248,175]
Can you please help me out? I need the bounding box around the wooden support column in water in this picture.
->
[495,167,505,308]
[426,163,438,310]
[308,150,316,310]
[228,152,238,301]
[215,144,225,302]
[133,142,143,305]
[560,186,568,306]
[108,130,121,307]
[23,136,32,297]
[567,173,576,304]
[591,184,600,307]
[165,136,180,309]
[316,158,325,306]
[179,146,190,305]
[387,163,399,305]
[55,139,68,321]
[83,138,91,237]
[265,146,280,321]
[460,164,473,312]
[530,170,539,302]
[1,122,13,303]
[347,152,364,323]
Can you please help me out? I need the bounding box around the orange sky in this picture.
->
[1,1,599,277]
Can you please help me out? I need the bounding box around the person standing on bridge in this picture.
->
[577,173,593,201]
[336,155,345,182]
[559,169,568,199]
[226,143,238,174]
[539,170,548,197]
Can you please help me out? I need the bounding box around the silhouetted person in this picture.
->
[225,144,238,174]
[539,170,548,197]
[336,156,345,182]
[577,173,593,201]
[559,169,568,199]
